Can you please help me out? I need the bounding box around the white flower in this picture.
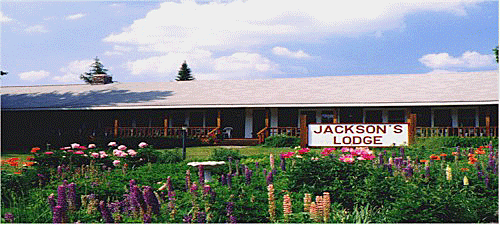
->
[113,160,120,166]
[88,144,96,149]
[138,142,148,148]
[118,145,127,151]
[108,142,117,147]
[70,143,80,149]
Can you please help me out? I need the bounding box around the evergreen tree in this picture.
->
[176,61,194,81]
[493,46,499,63]
[80,56,112,84]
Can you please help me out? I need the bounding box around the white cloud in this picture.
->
[124,50,280,80]
[103,0,485,53]
[65,13,86,20]
[18,70,50,81]
[419,51,496,69]
[24,25,49,33]
[104,45,134,56]
[272,46,311,59]
[0,11,13,23]
[54,59,94,83]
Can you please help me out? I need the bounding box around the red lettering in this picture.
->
[366,125,376,133]
[345,125,354,134]
[352,136,362,144]
[356,125,364,133]
[376,125,387,134]
[333,136,342,144]
[335,125,343,134]
[373,136,382,144]
[313,126,322,134]
[394,125,403,134]
[323,126,333,134]
[343,136,351,144]
[363,136,373,144]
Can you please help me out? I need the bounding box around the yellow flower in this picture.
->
[446,165,452,181]
[463,176,469,186]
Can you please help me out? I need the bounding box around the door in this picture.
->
[253,109,267,138]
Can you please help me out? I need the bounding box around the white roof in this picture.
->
[1,70,498,110]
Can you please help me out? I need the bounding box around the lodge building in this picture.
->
[1,70,498,151]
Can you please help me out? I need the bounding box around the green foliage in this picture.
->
[494,46,499,63]
[79,56,112,84]
[93,136,209,149]
[263,134,300,148]
[414,136,498,149]
[176,61,194,81]
[208,148,246,162]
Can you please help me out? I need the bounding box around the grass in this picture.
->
[0,153,34,173]
[159,145,299,160]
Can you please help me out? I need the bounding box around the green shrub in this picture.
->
[414,136,498,149]
[263,134,300,148]
[208,148,245,162]
[157,149,183,164]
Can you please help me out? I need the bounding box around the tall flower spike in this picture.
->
[270,154,275,171]
[463,176,469,186]
[53,206,63,223]
[67,183,78,211]
[309,202,319,222]
[280,154,286,172]
[186,170,192,192]
[167,176,174,192]
[323,192,331,223]
[99,201,115,223]
[266,171,273,185]
[48,193,56,211]
[267,184,276,223]
[316,196,323,220]
[143,186,161,216]
[198,165,205,185]
[56,185,67,213]
[446,165,452,181]
[304,193,311,212]
[283,194,292,222]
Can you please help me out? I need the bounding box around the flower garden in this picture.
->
[1,138,498,223]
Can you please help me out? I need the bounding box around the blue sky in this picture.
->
[1,0,498,86]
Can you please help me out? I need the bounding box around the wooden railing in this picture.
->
[105,126,219,138]
[257,127,301,144]
[416,126,498,137]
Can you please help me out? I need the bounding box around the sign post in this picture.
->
[300,114,308,148]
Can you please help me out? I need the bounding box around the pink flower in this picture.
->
[88,144,96,149]
[298,148,310,155]
[341,147,352,153]
[127,149,137,157]
[108,142,117,147]
[67,150,74,153]
[281,152,295,158]
[45,152,54,155]
[113,160,120,166]
[91,152,100,158]
[74,151,84,155]
[321,148,335,156]
[78,146,88,150]
[361,153,375,160]
[138,142,148,148]
[339,154,355,163]
[118,145,127,151]
[113,150,122,156]
[70,143,80,149]
[60,147,66,150]
[99,151,108,158]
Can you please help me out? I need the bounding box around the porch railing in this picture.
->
[104,126,219,138]
[416,126,498,137]
[258,127,301,144]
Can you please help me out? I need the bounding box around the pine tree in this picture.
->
[176,61,194,81]
[80,56,112,84]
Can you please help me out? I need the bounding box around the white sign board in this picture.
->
[308,124,409,147]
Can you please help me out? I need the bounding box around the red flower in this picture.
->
[429,155,440,160]
[78,146,88,150]
[31,147,40,153]
[298,148,310,155]
[44,152,54,155]
[281,152,295,158]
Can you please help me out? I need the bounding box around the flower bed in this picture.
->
[1,142,498,223]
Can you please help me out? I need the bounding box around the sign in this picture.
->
[308,123,409,147]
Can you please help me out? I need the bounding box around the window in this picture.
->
[365,110,382,123]
[321,111,334,123]
[458,109,476,127]
[434,109,452,127]
[388,110,406,123]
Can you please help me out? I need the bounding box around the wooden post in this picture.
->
[300,114,308,148]
[265,109,270,128]
[408,113,417,145]
[486,111,491,136]
[113,119,119,138]
[333,108,338,123]
[164,117,169,137]
[217,110,221,128]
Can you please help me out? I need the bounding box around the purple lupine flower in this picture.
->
[255,161,259,170]
[197,211,207,223]
[203,185,211,196]
[56,185,67,212]
[425,165,430,179]
[198,165,205,185]
[167,176,174,192]
[143,213,152,223]
[405,164,413,178]
[226,202,234,215]
[378,153,384,166]
[185,170,191,192]
[383,150,387,156]
[220,174,227,186]
[245,168,252,185]
[229,215,237,223]
[488,154,496,171]
[67,183,78,211]
[183,214,193,223]
[399,147,405,159]
[4,213,14,223]
[266,171,273,185]
[143,186,161,216]
[131,185,147,214]
[263,169,267,177]
[53,206,63,223]
[392,152,397,158]
[48,193,56,211]
[62,179,68,187]
[235,160,240,176]
[272,169,277,175]
[210,189,217,203]
[280,154,286,172]
[485,174,490,188]
[387,164,393,176]
[129,180,137,189]
[477,170,484,180]
[99,201,115,223]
